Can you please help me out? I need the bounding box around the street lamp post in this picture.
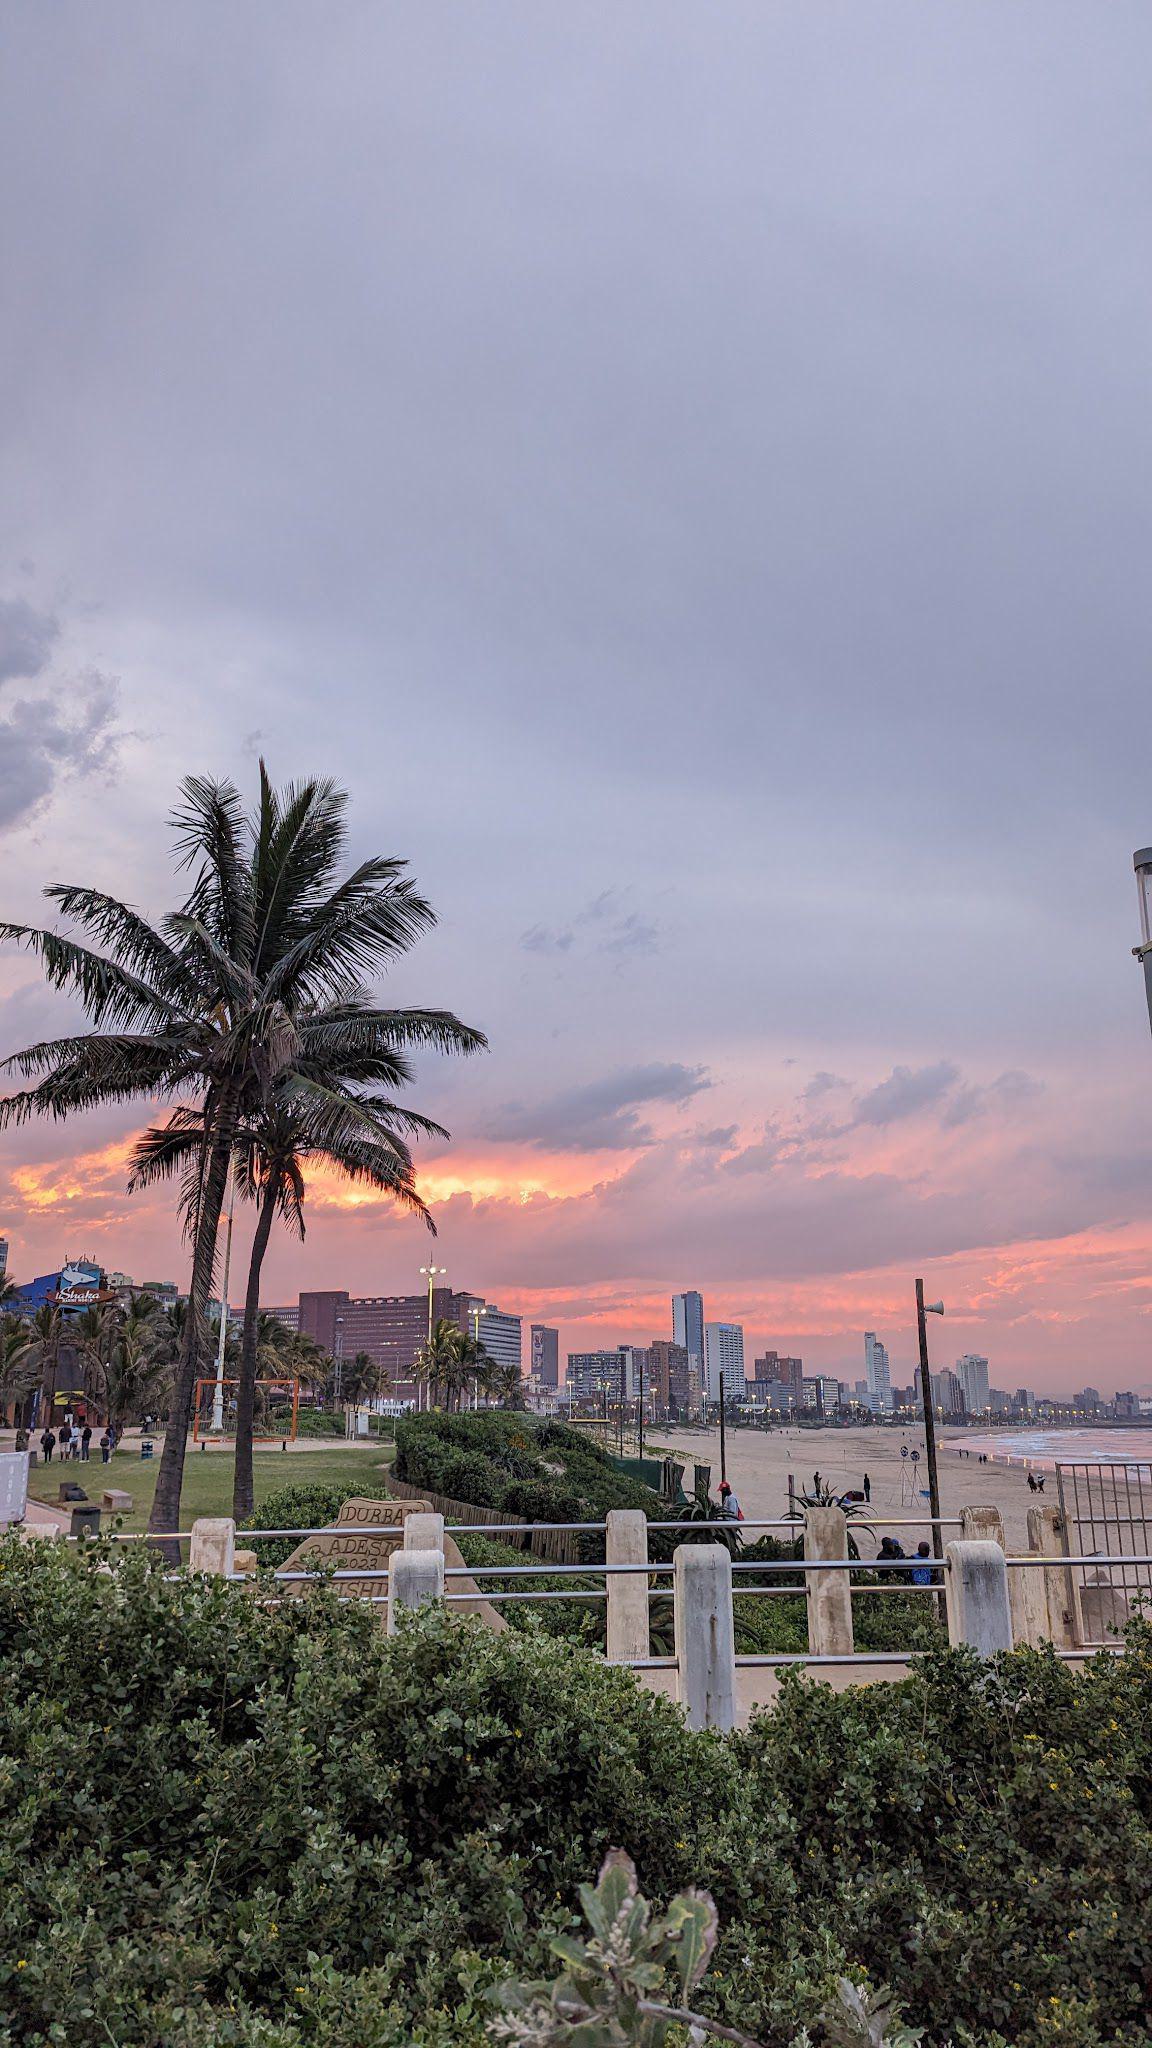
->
[210,1155,236,1433]
[1133,850,1152,1034]
[718,1368,727,1489]
[419,1264,446,1412]
[915,1278,947,1618]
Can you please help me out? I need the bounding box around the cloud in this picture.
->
[942,1070,1045,1127]
[852,1062,962,1126]
[520,889,661,963]
[0,668,120,831]
[803,1070,849,1101]
[0,596,58,682]
[0,592,121,831]
[487,1061,711,1151]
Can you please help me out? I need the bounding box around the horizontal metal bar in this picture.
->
[443,1561,672,1578]
[736,1651,916,1667]
[1006,1553,1152,1568]
[444,1589,608,1603]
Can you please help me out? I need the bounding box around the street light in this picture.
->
[914,1280,947,1615]
[1133,850,1152,1033]
[419,1264,446,1412]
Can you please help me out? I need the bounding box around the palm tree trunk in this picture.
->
[148,1111,235,1545]
[232,1176,278,1523]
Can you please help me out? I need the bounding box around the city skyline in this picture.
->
[3,7,1152,1400]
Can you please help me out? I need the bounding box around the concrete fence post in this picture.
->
[1026,1505,1079,1649]
[404,1512,445,1552]
[804,1506,854,1656]
[189,1517,235,1577]
[606,1509,650,1663]
[673,1542,736,1732]
[960,1504,1005,1545]
[959,1504,1036,1644]
[387,1546,444,1633]
[944,1539,1013,1655]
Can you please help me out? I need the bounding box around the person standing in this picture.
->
[40,1428,55,1464]
[99,1431,111,1464]
[58,1421,72,1461]
[863,1472,871,1502]
[80,1423,92,1462]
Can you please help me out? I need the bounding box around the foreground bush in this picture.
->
[2,1536,1151,2046]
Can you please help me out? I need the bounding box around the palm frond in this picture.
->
[0,925,188,1031]
[42,886,199,1009]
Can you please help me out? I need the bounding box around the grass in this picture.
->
[28,1441,395,1533]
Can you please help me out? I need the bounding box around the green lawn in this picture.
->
[28,1442,395,1533]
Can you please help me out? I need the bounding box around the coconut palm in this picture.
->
[0,765,486,1539]
[100,1322,175,1434]
[483,1359,526,1410]
[0,1317,39,1424]
[129,1007,474,1516]
[339,1350,387,1409]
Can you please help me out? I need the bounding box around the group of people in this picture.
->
[38,1421,119,1465]
[877,1535,938,1585]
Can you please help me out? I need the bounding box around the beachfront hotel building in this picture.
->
[704,1321,745,1401]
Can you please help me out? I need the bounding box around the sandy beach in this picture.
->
[658,1422,1045,1550]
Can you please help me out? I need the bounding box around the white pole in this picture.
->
[210,1156,235,1432]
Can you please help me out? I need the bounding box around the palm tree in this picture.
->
[0,1317,39,1424]
[100,1322,175,1434]
[129,1006,478,1517]
[339,1350,387,1409]
[0,765,486,1539]
[414,1319,493,1414]
[22,1302,62,1420]
[483,1359,526,1411]
[0,1272,22,1312]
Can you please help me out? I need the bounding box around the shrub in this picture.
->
[2,1536,1152,2045]
[393,1413,667,1555]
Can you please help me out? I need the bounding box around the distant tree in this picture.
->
[484,1359,526,1411]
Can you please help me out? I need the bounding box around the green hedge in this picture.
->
[2,1537,1151,2046]
[393,1412,668,1556]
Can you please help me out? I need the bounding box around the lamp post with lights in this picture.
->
[419,1264,446,1412]
[1133,850,1152,1034]
[915,1279,947,1614]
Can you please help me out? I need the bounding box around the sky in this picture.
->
[2,2,1152,1396]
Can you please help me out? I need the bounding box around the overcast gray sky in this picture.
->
[2,3,1151,1391]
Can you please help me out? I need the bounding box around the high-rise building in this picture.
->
[616,1345,650,1402]
[754,1350,803,1388]
[266,1303,301,1332]
[648,1339,690,1415]
[704,1322,744,1401]
[956,1354,990,1414]
[530,1325,560,1387]
[297,1288,476,1402]
[931,1366,966,1416]
[567,1351,622,1401]
[672,1291,705,1383]
[864,1332,892,1413]
[476,1305,522,1375]
[0,1238,8,1280]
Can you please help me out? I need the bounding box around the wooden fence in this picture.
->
[383,1475,584,1562]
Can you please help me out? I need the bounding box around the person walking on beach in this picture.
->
[863,1472,871,1502]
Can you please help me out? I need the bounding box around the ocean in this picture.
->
[957,1427,1152,1471]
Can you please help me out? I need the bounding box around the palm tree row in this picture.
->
[412,1317,526,1413]
[0,766,485,1534]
